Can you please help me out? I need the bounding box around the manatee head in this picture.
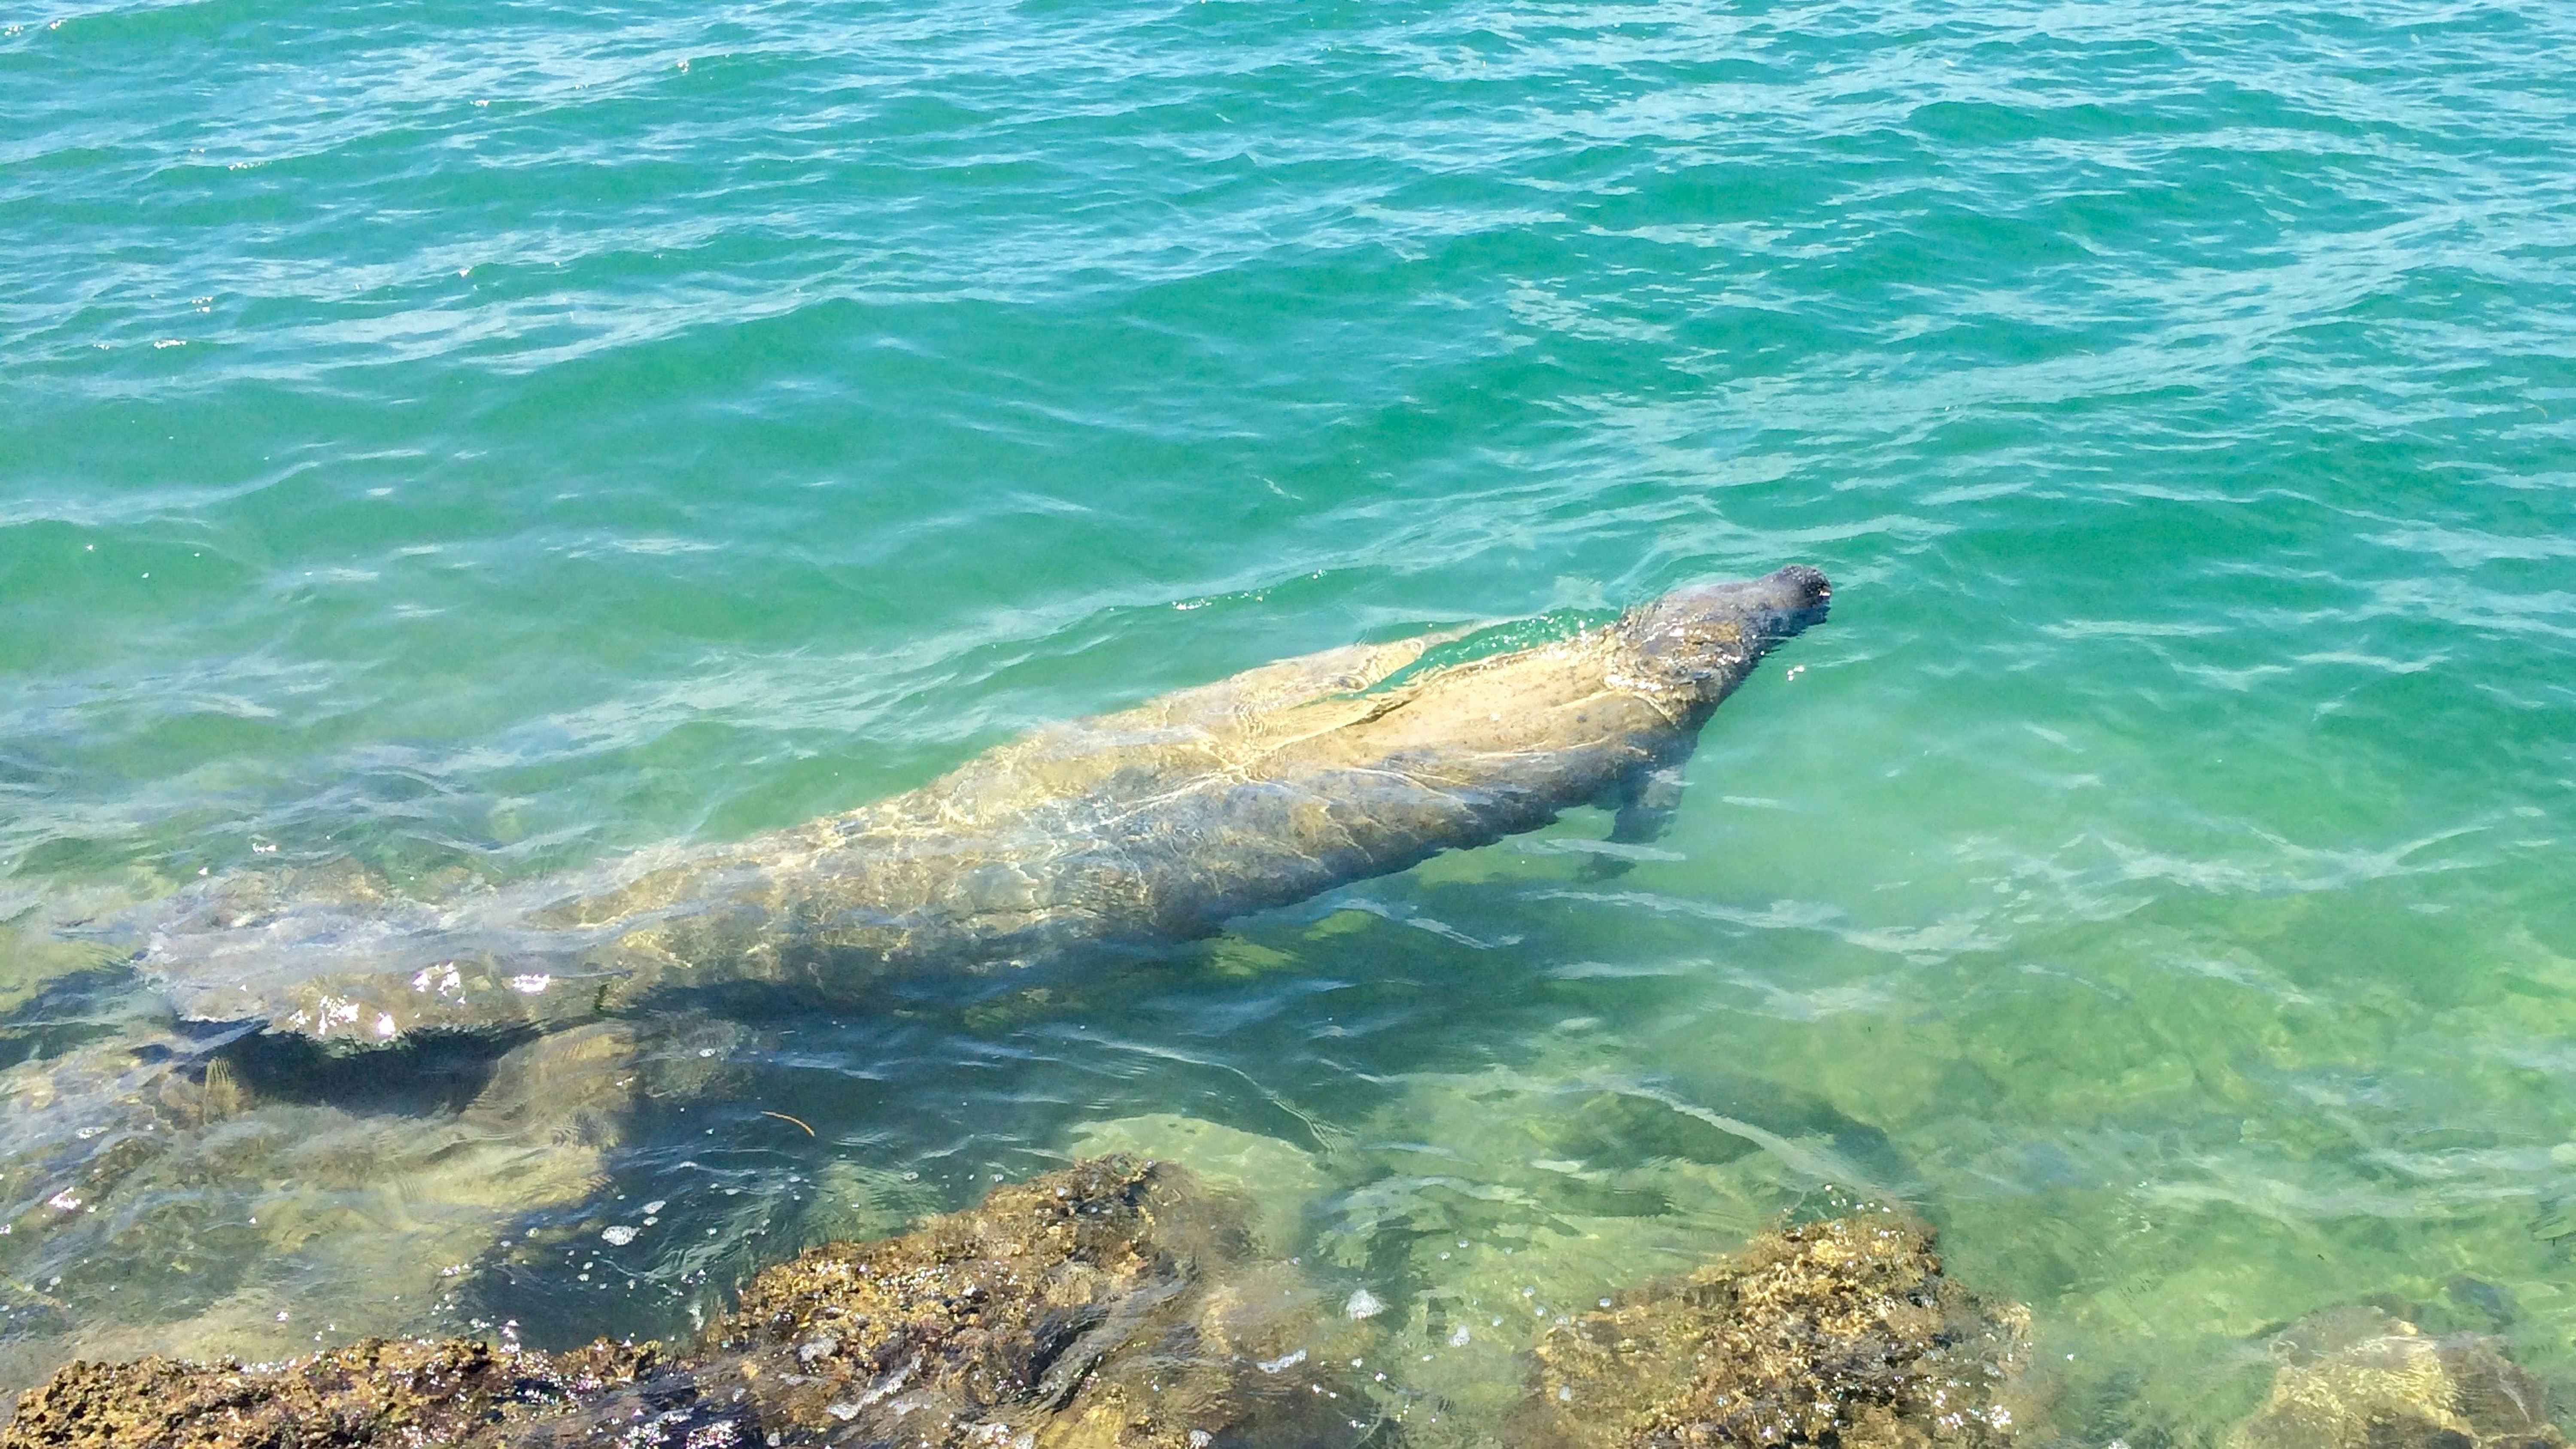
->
[1618,564,1831,709]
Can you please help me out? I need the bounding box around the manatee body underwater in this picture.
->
[135,565,1832,1051]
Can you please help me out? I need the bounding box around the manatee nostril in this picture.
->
[1773,565,1832,607]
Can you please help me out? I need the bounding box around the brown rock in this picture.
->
[0,1335,654,1449]
[545,1154,1364,1447]
[2230,1305,2568,1449]
[1513,1213,2033,1449]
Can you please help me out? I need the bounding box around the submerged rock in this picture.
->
[2229,1305,2568,1449]
[0,1156,1371,1449]
[1311,1065,1850,1432]
[1064,1112,1328,1253]
[0,1016,747,1383]
[1510,1213,2033,1449]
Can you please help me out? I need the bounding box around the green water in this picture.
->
[4,0,2575,1439]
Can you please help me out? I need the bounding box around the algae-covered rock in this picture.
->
[715,1151,1241,1434]
[1,1156,1373,1449]
[570,1152,1367,1447]
[0,1336,655,1448]
[2229,1305,2568,1449]
[1510,1213,2033,1449]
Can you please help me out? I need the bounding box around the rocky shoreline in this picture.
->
[0,1156,2000,1449]
[3,1156,2565,1449]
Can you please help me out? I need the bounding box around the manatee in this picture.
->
[139,566,1832,1050]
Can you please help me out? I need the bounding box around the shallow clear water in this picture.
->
[3,0,2574,1439]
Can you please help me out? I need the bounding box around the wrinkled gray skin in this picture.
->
[140,566,1831,1052]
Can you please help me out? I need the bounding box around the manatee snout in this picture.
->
[1625,564,1832,696]
[1738,563,1832,631]
[1643,563,1832,642]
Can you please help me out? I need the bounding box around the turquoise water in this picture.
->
[5,0,2575,1438]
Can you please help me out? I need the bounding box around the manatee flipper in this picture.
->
[1581,762,1689,880]
[1611,762,1689,846]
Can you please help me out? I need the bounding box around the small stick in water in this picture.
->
[760,1110,816,1137]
